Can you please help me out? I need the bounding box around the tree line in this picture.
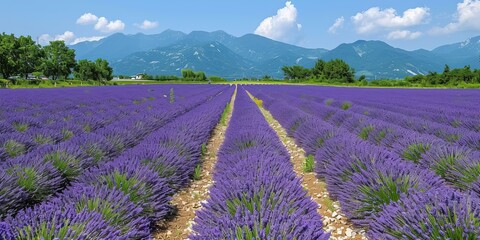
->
[0,33,112,84]
[282,59,356,83]
[405,65,480,86]
[282,58,480,88]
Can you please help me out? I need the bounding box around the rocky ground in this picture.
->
[250,92,367,240]
[154,89,237,240]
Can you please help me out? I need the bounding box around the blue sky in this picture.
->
[2,0,480,50]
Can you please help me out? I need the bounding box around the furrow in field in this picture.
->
[246,91,366,240]
[155,86,237,240]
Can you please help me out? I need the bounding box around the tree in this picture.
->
[312,59,326,77]
[94,58,113,82]
[195,71,207,81]
[42,41,76,83]
[73,58,113,83]
[323,59,355,83]
[181,69,196,79]
[0,33,18,79]
[282,65,311,80]
[17,36,43,79]
[74,59,96,81]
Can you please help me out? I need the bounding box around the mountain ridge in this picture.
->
[71,30,480,79]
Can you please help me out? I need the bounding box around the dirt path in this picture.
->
[247,91,366,240]
[154,87,237,240]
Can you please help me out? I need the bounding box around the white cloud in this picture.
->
[352,7,430,34]
[431,0,480,34]
[39,31,105,46]
[39,31,76,45]
[387,30,422,40]
[94,17,125,33]
[76,13,99,25]
[328,16,345,34]
[254,1,302,44]
[71,36,105,45]
[136,20,159,30]
[76,13,125,33]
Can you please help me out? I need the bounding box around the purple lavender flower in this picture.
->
[77,159,173,222]
[336,159,446,226]
[369,190,480,239]
[5,204,124,239]
[51,183,150,239]
[0,222,13,240]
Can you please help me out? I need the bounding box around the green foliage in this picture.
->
[281,65,312,80]
[12,122,29,132]
[324,98,334,106]
[43,151,81,181]
[303,155,315,173]
[4,140,26,157]
[341,101,352,110]
[324,197,335,212]
[193,164,202,181]
[33,133,54,145]
[359,125,374,140]
[42,41,76,81]
[201,143,207,156]
[209,76,227,82]
[12,166,50,201]
[253,97,263,107]
[220,102,231,126]
[73,58,112,83]
[17,219,88,240]
[17,36,44,79]
[101,171,143,204]
[0,33,18,79]
[181,69,208,81]
[61,129,74,140]
[403,143,431,163]
[282,59,355,83]
[404,64,480,87]
[358,173,411,215]
[0,79,8,88]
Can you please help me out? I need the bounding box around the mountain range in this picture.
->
[71,30,480,79]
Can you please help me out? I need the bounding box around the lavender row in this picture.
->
[0,103,147,161]
[190,88,329,239]
[0,86,234,239]
[0,85,168,124]
[254,85,480,131]
[0,86,223,162]
[246,86,480,238]
[256,87,473,146]
[0,86,172,118]
[345,99,480,132]
[249,86,480,194]
[0,85,228,219]
[0,85,219,160]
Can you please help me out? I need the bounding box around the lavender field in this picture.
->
[1,84,480,239]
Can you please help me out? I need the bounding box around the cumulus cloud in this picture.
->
[39,31,105,46]
[76,13,125,33]
[39,31,76,45]
[71,36,105,45]
[254,1,302,44]
[431,0,480,34]
[76,13,99,25]
[328,16,345,34]
[387,30,422,40]
[94,17,125,32]
[135,20,159,30]
[352,7,430,34]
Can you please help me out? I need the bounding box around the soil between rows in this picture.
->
[154,87,237,240]
[247,91,366,240]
